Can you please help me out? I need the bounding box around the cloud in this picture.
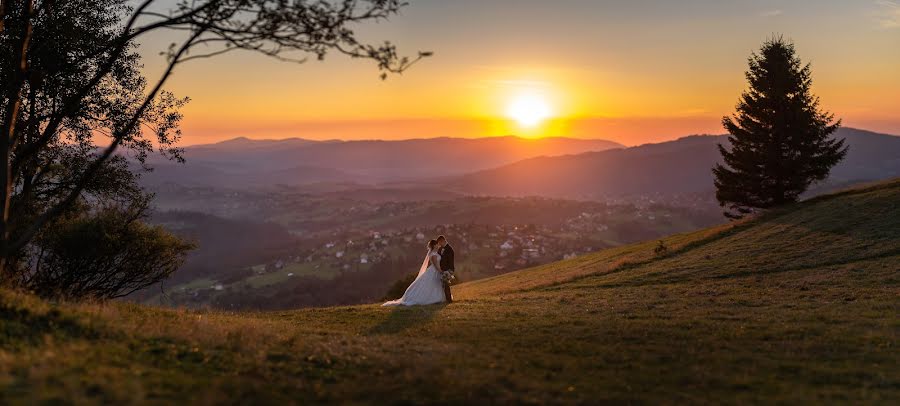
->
[760,10,783,17]
[876,0,900,28]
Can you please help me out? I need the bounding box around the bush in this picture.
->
[653,240,669,257]
[381,273,417,301]
[18,201,195,300]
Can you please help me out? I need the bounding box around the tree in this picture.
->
[713,37,847,219]
[0,0,428,280]
[0,0,188,281]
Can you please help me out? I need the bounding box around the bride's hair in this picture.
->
[427,239,438,250]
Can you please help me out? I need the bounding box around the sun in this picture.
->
[506,93,552,128]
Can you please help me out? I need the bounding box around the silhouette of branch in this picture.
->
[9,28,206,253]
[1,0,430,260]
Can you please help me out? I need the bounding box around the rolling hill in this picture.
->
[1,179,898,404]
[142,136,623,188]
[439,128,900,199]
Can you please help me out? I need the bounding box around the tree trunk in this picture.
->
[0,0,34,282]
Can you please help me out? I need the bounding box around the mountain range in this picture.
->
[434,128,900,199]
[141,136,624,188]
[142,128,900,200]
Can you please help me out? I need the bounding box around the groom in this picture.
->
[436,235,454,303]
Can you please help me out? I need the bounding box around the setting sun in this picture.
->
[506,93,552,128]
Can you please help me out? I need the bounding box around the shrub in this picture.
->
[17,200,195,300]
[381,273,417,301]
[653,240,669,257]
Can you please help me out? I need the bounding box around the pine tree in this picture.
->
[714,37,847,219]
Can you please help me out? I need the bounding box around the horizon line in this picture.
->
[182,126,895,148]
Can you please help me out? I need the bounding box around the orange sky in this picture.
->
[141,0,900,146]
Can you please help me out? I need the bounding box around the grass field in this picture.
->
[1,180,898,404]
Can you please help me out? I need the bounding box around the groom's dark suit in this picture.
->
[439,243,455,303]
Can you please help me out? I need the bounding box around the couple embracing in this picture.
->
[383,235,455,306]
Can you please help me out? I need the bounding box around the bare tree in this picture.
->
[0,0,429,279]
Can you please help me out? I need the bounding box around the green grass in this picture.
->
[2,179,899,404]
[242,263,337,289]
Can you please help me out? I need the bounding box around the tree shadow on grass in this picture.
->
[366,304,447,335]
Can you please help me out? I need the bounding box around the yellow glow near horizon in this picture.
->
[139,1,900,146]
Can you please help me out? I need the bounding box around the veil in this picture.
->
[416,249,433,277]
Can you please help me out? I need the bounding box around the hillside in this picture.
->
[2,179,898,404]
[440,128,900,199]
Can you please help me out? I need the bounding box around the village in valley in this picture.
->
[146,188,722,309]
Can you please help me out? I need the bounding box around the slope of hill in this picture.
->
[441,128,900,199]
[142,136,624,188]
[2,179,898,404]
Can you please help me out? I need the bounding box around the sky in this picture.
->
[140,0,900,146]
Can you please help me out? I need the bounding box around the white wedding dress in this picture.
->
[382,249,446,306]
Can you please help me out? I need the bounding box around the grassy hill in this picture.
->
[2,180,899,404]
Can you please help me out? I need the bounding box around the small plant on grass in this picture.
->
[654,240,669,257]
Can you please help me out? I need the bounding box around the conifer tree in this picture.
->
[714,37,846,219]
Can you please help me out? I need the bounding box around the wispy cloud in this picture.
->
[875,0,900,28]
[760,10,783,17]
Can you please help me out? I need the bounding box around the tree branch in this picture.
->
[8,27,207,254]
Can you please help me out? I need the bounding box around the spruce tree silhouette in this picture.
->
[714,37,846,219]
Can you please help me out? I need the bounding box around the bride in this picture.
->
[383,239,446,306]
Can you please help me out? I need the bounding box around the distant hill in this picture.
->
[149,211,300,286]
[141,136,623,189]
[439,128,900,199]
[140,162,360,188]
[4,179,897,403]
[201,136,328,151]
